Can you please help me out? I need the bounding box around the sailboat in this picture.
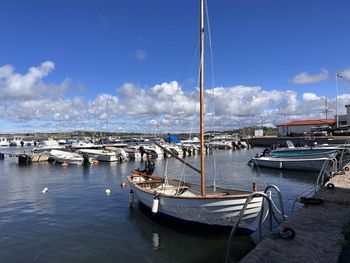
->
[127,0,265,233]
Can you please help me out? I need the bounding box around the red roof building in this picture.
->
[276,119,335,137]
[276,119,335,127]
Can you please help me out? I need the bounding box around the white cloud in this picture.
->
[302,93,320,101]
[290,68,328,84]
[0,61,56,100]
[135,49,147,61]
[2,61,350,132]
[340,68,350,79]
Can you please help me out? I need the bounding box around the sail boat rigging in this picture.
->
[127,0,266,233]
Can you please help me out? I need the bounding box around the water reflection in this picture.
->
[128,203,256,262]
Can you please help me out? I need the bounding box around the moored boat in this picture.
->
[49,149,84,165]
[127,0,266,233]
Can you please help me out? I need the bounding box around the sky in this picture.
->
[1,0,350,133]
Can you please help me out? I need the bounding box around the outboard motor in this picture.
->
[82,153,90,165]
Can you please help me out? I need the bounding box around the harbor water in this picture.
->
[0,147,318,262]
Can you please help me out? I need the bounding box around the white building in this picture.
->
[276,119,335,137]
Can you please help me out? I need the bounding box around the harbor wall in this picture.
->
[248,136,350,147]
[240,167,350,263]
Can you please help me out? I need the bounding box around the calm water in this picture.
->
[0,147,318,262]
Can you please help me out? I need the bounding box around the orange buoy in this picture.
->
[61,162,69,168]
[92,159,99,165]
[121,182,126,188]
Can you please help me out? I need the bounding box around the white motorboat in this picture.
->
[251,156,332,172]
[128,0,266,233]
[9,137,23,146]
[49,149,84,165]
[79,149,119,162]
[139,144,164,159]
[70,140,95,149]
[33,138,64,152]
[208,141,233,150]
[0,138,10,147]
[124,147,142,160]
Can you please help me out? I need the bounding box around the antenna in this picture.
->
[320,96,332,119]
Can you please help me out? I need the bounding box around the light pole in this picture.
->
[336,72,343,128]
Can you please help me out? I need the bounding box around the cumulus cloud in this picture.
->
[290,68,328,84]
[302,93,320,101]
[2,61,350,133]
[339,68,350,78]
[135,49,147,61]
[0,60,71,103]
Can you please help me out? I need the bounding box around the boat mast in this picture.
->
[200,0,205,196]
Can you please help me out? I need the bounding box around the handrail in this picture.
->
[225,192,273,263]
[264,185,286,224]
[315,157,337,192]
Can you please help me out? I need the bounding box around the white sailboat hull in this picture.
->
[128,176,265,232]
[253,156,330,171]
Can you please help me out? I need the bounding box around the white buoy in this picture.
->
[152,196,159,213]
[105,188,111,196]
[42,187,48,194]
[129,190,134,206]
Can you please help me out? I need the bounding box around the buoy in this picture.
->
[252,182,257,192]
[152,196,159,213]
[129,190,134,206]
[42,187,48,194]
[92,160,99,165]
[61,162,68,168]
[105,188,111,196]
[121,182,126,188]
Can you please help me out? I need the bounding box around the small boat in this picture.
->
[124,147,142,160]
[70,140,95,149]
[34,138,64,152]
[0,137,10,147]
[208,141,233,150]
[9,137,23,146]
[79,149,119,162]
[49,149,84,165]
[251,156,332,172]
[128,0,266,233]
[269,140,339,158]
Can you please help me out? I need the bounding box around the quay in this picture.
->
[249,136,350,147]
[240,167,350,263]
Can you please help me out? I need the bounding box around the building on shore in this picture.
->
[276,119,335,137]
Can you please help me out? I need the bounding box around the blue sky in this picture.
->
[0,0,350,133]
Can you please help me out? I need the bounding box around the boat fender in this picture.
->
[42,187,48,194]
[278,227,296,240]
[326,183,335,190]
[129,190,134,207]
[105,188,111,196]
[152,195,159,213]
[299,197,324,205]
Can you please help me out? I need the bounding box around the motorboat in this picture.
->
[49,149,84,165]
[79,149,119,162]
[0,137,10,147]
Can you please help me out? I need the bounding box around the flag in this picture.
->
[336,72,343,78]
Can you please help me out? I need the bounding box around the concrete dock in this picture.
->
[241,168,350,263]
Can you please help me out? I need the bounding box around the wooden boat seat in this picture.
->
[204,192,229,197]
[137,179,165,186]
[155,185,189,191]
